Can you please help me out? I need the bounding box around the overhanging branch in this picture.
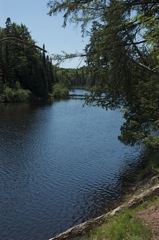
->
[0,37,47,52]
[52,51,86,65]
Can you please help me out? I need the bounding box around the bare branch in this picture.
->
[0,37,47,52]
[131,58,159,75]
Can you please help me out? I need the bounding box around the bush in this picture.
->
[1,86,31,102]
[53,83,69,99]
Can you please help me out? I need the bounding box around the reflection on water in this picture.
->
[0,94,143,240]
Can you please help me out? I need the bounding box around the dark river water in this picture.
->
[0,90,143,240]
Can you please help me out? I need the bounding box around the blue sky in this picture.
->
[0,0,89,68]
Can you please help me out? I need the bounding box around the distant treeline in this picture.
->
[55,67,94,88]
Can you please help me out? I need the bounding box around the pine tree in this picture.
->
[48,0,159,147]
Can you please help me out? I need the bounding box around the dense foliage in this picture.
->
[55,66,94,87]
[0,18,55,101]
[48,0,159,147]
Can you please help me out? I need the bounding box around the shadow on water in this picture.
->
[0,94,148,240]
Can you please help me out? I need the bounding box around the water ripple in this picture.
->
[0,98,143,240]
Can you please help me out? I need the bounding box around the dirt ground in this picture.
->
[137,202,159,240]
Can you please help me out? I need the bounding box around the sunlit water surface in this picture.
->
[0,91,143,240]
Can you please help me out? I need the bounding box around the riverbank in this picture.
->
[49,175,159,240]
[49,150,159,240]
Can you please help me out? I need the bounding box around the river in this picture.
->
[0,90,143,240]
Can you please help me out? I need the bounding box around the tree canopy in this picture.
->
[48,0,159,147]
[0,18,55,100]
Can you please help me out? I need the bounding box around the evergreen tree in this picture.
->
[48,0,159,147]
[0,18,55,99]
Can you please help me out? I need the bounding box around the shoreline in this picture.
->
[49,180,159,240]
[48,149,159,240]
[49,176,159,240]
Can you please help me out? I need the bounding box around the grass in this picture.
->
[134,195,159,213]
[79,193,159,240]
[87,209,152,240]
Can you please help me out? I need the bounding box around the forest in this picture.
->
[0,18,93,101]
[0,18,56,100]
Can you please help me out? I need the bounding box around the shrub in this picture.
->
[53,83,69,99]
[1,86,31,102]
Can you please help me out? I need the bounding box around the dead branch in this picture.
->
[0,37,47,52]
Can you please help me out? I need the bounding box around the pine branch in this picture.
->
[51,52,86,65]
